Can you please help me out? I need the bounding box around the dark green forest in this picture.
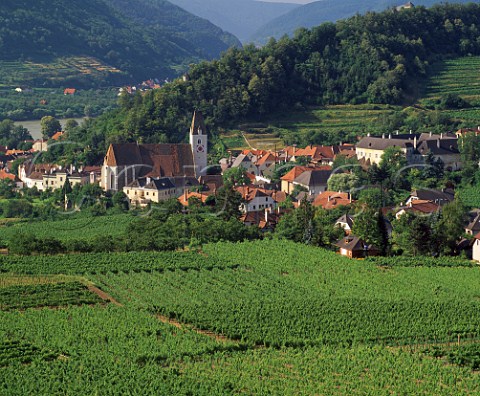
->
[0,0,240,86]
[28,3,480,164]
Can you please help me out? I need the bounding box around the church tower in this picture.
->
[189,110,208,177]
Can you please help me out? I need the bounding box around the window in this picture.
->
[253,205,256,210]
[197,139,201,144]
[60,177,63,181]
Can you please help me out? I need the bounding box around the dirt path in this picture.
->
[87,285,123,307]
[156,314,238,344]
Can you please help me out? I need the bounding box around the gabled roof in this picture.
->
[0,169,18,181]
[467,213,480,233]
[410,189,454,205]
[231,154,252,168]
[400,200,440,215]
[236,186,270,202]
[335,236,377,252]
[256,153,277,166]
[104,143,195,178]
[281,166,311,182]
[313,191,353,209]
[293,169,332,188]
[356,136,415,150]
[51,131,65,141]
[178,191,210,206]
[416,138,459,156]
[336,214,354,228]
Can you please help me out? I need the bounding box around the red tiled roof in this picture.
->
[313,191,354,209]
[0,169,17,181]
[64,88,76,95]
[178,192,210,206]
[280,166,311,182]
[51,131,64,141]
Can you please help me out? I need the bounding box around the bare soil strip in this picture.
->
[155,314,237,343]
[87,285,123,307]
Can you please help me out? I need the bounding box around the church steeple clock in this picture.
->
[189,110,208,177]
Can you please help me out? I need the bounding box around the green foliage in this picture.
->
[0,282,102,310]
[0,0,240,87]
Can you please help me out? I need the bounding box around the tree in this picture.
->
[352,208,389,254]
[222,167,251,188]
[433,199,467,255]
[393,212,433,256]
[41,116,61,139]
[327,173,360,193]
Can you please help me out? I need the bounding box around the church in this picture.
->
[101,110,208,192]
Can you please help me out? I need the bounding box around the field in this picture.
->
[0,239,479,393]
[421,57,480,105]
[0,213,134,247]
[0,57,123,89]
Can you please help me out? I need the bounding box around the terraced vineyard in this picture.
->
[0,240,479,394]
[0,57,124,88]
[422,57,480,104]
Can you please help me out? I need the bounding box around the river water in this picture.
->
[14,117,88,140]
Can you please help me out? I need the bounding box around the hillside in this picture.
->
[252,0,475,44]
[0,0,241,87]
[168,0,299,42]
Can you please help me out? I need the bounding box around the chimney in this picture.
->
[437,139,441,149]
[440,133,443,139]
[409,130,412,134]
[349,193,352,203]
[429,131,432,137]
[396,130,399,135]
[367,133,371,137]
[414,135,417,149]
[382,134,385,139]
[265,208,269,223]
[388,134,392,139]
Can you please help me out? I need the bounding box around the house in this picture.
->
[19,162,57,190]
[230,153,257,174]
[51,131,65,141]
[124,176,200,207]
[356,133,420,165]
[240,208,282,231]
[235,186,278,213]
[465,212,480,235]
[255,152,277,177]
[281,166,311,194]
[32,139,49,152]
[64,88,76,95]
[455,127,480,138]
[0,169,23,189]
[473,233,480,262]
[406,189,455,206]
[335,236,380,258]
[396,1,414,11]
[43,169,89,191]
[335,214,354,234]
[395,200,440,219]
[178,191,212,207]
[356,132,461,170]
[292,168,332,195]
[102,111,207,191]
[313,191,354,210]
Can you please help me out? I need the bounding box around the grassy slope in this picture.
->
[220,56,480,150]
[0,240,479,393]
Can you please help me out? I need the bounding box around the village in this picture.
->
[0,110,479,261]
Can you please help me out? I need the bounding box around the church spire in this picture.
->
[190,110,206,135]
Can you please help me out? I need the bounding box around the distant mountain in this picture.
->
[0,0,241,86]
[168,0,299,42]
[252,0,475,44]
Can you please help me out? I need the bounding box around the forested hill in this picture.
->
[0,0,241,84]
[78,3,480,150]
[252,0,475,44]
[168,0,299,42]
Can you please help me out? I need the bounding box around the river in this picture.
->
[14,117,89,140]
